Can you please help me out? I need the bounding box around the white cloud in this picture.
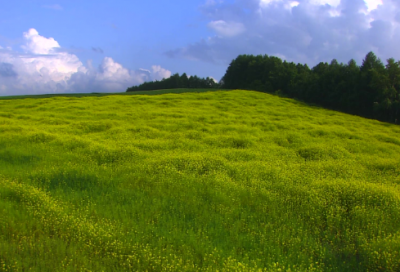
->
[260,0,282,7]
[288,1,300,8]
[22,28,60,54]
[151,65,172,81]
[260,0,298,10]
[99,57,131,81]
[208,20,246,37]
[167,0,400,68]
[0,29,171,96]
[139,68,151,74]
[365,0,383,12]
[309,0,340,7]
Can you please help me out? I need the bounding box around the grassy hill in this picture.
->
[0,89,399,271]
[0,88,221,100]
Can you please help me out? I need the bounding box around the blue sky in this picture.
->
[0,0,398,95]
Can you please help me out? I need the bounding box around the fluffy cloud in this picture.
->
[208,20,246,37]
[364,0,383,11]
[21,29,61,54]
[0,29,171,96]
[136,66,172,82]
[150,65,172,81]
[167,0,399,67]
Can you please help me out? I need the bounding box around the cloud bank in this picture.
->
[166,0,399,66]
[0,29,171,96]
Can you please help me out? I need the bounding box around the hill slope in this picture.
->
[1,90,399,271]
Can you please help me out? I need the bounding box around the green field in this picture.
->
[0,89,399,271]
[0,88,222,100]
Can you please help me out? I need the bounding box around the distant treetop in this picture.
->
[126,73,220,92]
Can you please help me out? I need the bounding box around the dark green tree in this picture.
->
[219,51,400,124]
[180,73,189,88]
[127,73,221,92]
[359,51,386,116]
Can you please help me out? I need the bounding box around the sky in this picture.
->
[0,0,399,96]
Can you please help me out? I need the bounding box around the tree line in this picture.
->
[221,52,400,124]
[126,73,220,92]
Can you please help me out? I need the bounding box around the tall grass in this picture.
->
[0,89,399,271]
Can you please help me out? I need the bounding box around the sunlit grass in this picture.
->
[1,89,399,271]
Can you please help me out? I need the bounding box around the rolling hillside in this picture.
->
[1,89,399,271]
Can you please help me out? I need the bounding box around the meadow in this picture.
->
[0,89,399,271]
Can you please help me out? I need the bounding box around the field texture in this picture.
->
[0,89,399,271]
